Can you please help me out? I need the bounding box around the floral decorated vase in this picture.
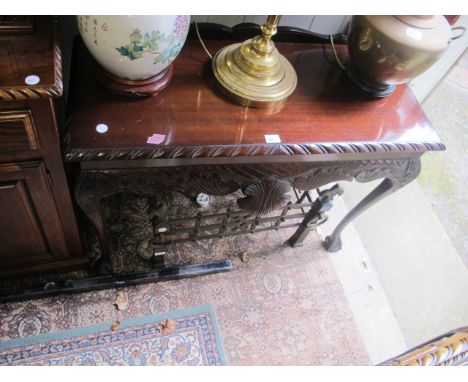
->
[77,15,190,81]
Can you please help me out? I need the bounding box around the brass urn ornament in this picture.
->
[346,15,465,97]
[212,15,297,108]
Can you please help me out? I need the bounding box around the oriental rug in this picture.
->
[0,192,370,365]
[0,304,225,366]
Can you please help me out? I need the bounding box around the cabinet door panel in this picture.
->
[0,180,48,259]
[0,110,38,152]
[0,162,69,266]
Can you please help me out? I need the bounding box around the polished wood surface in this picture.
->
[67,38,442,159]
[0,16,61,100]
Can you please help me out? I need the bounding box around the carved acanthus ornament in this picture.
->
[76,158,421,217]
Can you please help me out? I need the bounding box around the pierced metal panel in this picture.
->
[150,185,342,252]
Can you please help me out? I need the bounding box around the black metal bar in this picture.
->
[287,184,343,247]
[0,260,233,303]
[286,215,328,247]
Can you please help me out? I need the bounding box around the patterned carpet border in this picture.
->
[0,304,226,366]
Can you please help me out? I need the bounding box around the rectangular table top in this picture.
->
[65,38,444,163]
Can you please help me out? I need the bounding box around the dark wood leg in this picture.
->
[83,208,110,273]
[75,171,114,273]
[323,158,421,252]
[324,178,394,252]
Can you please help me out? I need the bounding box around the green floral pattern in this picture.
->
[116,29,184,65]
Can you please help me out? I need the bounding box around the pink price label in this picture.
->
[146,134,166,144]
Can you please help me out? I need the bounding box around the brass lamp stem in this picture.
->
[253,15,281,55]
[264,15,280,38]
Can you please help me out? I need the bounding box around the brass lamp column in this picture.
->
[212,15,297,108]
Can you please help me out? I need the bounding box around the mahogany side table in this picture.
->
[65,36,444,275]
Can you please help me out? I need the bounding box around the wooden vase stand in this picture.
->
[96,64,173,97]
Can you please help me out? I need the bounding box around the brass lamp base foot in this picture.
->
[345,64,396,98]
[212,42,297,108]
[211,16,297,109]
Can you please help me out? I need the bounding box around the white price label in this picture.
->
[265,134,281,143]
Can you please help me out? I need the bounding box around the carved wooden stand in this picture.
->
[96,64,173,98]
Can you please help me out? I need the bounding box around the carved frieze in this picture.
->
[65,141,444,162]
[76,158,421,216]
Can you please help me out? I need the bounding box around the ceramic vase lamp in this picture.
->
[346,15,465,97]
[77,15,190,97]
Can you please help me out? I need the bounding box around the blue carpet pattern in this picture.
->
[0,304,225,366]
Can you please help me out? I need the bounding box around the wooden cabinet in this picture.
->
[0,162,68,262]
[0,16,87,277]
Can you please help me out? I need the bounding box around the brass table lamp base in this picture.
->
[212,16,297,108]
